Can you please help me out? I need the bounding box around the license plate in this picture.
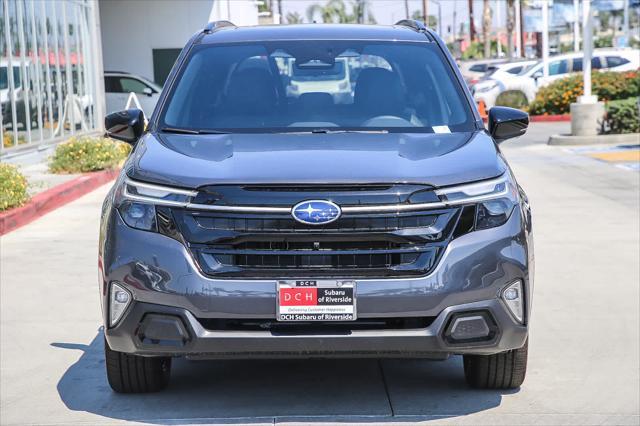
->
[277,280,356,321]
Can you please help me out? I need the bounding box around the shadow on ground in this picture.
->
[52,331,515,424]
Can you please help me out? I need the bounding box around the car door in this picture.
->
[104,76,127,114]
[118,77,160,117]
[537,59,570,87]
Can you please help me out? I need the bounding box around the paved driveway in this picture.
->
[1,123,639,425]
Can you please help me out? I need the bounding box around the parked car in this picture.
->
[458,58,507,85]
[104,71,162,116]
[101,20,533,393]
[1,59,37,129]
[474,49,640,109]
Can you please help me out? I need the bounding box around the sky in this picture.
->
[278,0,630,37]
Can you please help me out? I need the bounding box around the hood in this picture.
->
[127,131,506,189]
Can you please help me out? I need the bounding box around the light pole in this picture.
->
[541,0,549,78]
[515,0,521,57]
[571,0,604,137]
[573,0,580,51]
[623,0,630,46]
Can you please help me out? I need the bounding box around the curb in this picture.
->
[530,114,571,122]
[0,168,119,236]
[548,133,640,146]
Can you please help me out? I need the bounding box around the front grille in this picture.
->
[197,316,437,332]
[162,183,472,278]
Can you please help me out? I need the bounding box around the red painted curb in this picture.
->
[529,114,571,122]
[0,168,119,236]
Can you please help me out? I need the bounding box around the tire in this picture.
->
[104,337,171,393]
[463,339,528,389]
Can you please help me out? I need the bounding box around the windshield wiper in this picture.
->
[160,127,230,135]
[307,129,389,134]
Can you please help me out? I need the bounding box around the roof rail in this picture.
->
[203,20,236,34]
[394,19,427,32]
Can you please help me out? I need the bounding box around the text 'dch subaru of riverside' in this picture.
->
[100,20,533,393]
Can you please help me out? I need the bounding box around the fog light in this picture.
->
[110,283,132,327]
[444,311,496,344]
[450,316,490,340]
[502,280,524,323]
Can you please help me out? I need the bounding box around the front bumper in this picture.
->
[100,198,533,358]
[106,297,527,359]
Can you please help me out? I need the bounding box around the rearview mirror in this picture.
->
[488,106,529,143]
[105,109,145,144]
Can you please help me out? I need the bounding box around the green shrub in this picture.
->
[49,136,131,174]
[529,70,639,115]
[601,98,640,134]
[0,163,29,211]
[495,90,529,109]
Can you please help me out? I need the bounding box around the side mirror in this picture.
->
[488,106,529,143]
[142,87,153,97]
[532,70,542,80]
[105,109,145,144]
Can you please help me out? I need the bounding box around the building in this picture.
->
[1,0,259,156]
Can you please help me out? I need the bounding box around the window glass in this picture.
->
[161,41,474,133]
[548,60,569,76]
[470,64,487,72]
[592,57,603,69]
[119,78,150,94]
[606,56,630,68]
[104,76,122,93]
[506,66,523,74]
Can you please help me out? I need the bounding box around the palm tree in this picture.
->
[286,11,304,24]
[306,0,375,24]
[482,0,491,58]
[468,0,476,41]
[307,0,350,23]
[506,0,515,58]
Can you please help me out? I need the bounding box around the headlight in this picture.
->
[118,201,157,231]
[436,174,518,230]
[115,178,197,231]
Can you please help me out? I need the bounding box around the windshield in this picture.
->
[0,66,21,90]
[160,41,473,133]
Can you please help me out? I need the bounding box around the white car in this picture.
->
[458,59,507,85]
[473,49,640,110]
[104,71,162,117]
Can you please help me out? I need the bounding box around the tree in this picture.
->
[411,9,437,29]
[482,0,491,58]
[468,0,476,41]
[306,0,375,24]
[286,11,304,24]
[506,0,515,58]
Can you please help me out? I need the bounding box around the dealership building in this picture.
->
[0,0,259,156]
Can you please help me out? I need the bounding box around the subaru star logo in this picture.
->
[291,200,341,225]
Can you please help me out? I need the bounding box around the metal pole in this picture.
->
[515,0,521,56]
[16,0,32,144]
[29,0,44,143]
[582,0,594,100]
[88,0,106,132]
[51,1,65,138]
[542,0,549,78]
[3,0,19,148]
[623,0,630,46]
[61,2,75,135]
[39,0,55,139]
[573,0,580,51]
[453,0,457,40]
[496,0,502,57]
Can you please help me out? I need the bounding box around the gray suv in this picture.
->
[101,20,533,393]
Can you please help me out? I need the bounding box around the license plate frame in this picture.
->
[277,280,356,321]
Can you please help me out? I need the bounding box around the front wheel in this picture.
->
[463,339,528,389]
[104,337,171,393]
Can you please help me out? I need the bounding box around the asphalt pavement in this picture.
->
[1,122,639,425]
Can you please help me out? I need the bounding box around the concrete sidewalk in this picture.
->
[1,123,639,425]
